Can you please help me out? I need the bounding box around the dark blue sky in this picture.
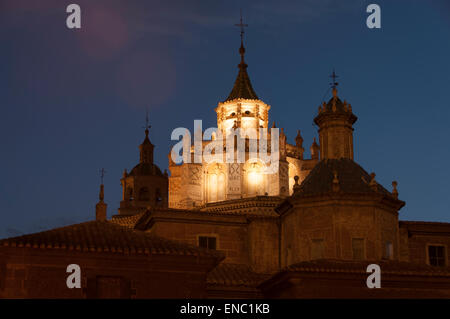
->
[1,0,449,238]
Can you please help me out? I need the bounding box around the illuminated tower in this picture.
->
[168,14,320,209]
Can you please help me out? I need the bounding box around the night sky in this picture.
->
[1,0,449,238]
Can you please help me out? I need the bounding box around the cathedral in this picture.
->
[1,32,450,299]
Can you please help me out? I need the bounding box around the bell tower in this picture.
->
[119,115,168,215]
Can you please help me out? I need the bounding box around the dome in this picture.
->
[129,162,164,177]
[293,158,396,198]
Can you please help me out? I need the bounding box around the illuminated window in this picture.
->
[428,245,446,267]
[246,162,265,196]
[206,164,225,202]
[199,236,216,250]
[352,238,365,260]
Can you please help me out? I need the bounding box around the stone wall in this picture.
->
[281,196,400,267]
[399,221,450,266]
[0,248,212,298]
[149,215,250,265]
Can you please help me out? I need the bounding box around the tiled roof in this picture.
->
[284,259,450,276]
[0,220,224,258]
[224,57,258,102]
[110,212,145,229]
[111,199,281,232]
[207,263,270,287]
[201,196,282,217]
[293,158,397,198]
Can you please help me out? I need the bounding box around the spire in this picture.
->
[98,184,104,202]
[95,168,107,221]
[140,111,154,164]
[236,9,248,66]
[143,109,151,141]
[99,168,105,201]
[224,11,259,102]
[295,130,303,148]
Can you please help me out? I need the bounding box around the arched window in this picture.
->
[138,187,149,201]
[206,163,226,203]
[245,161,266,196]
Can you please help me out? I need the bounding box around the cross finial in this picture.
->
[235,9,248,45]
[235,9,248,64]
[143,109,151,137]
[99,168,106,185]
[330,69,339,89]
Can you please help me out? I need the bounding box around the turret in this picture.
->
[314,74,357,160]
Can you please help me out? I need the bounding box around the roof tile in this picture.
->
[0,220,224,259]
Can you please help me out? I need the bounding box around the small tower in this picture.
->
[310,138,320,160]
[95,169,107,221]
[119,115,168,215]
[314,71,357,160]
[295,130,304,160]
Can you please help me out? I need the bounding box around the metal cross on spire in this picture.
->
[99,168,106,185]
[329,69,339,89]
[143,109,151,131]
[234,9,248,45]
